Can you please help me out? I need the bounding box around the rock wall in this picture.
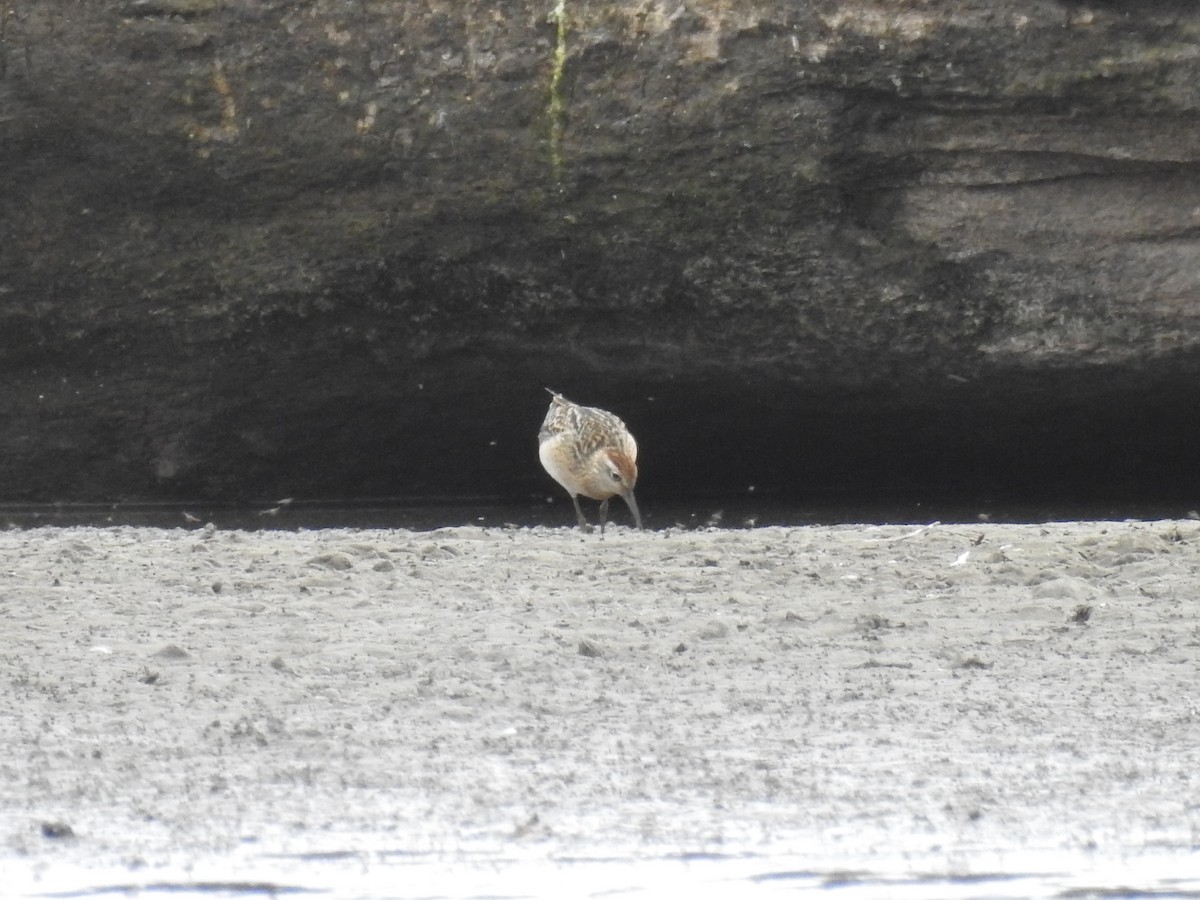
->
[2,1,1199,507]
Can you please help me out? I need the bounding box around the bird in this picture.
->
[538,389,643,533]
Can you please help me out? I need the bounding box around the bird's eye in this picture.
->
[610,470,622,481]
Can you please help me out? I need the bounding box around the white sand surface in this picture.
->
[2,520,1199,898]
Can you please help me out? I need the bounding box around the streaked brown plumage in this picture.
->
[538,389,642,533]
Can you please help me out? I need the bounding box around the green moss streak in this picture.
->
[547,0,568,183]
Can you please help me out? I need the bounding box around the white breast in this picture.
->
[539,434,580,496]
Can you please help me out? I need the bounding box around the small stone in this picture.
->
[699,620,728,640]
[955,656,992,670]
[308,552,354,570]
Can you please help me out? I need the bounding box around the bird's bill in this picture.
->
[622,490,644,530]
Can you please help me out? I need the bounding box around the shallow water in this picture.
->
[0,494,1191,532]
[16,844,1200,898]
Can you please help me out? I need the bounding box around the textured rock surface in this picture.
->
[3,1,1199,505]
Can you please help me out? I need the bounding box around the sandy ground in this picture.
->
[3,519,1200,898]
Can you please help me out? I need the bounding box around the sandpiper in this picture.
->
[538,389,643,533]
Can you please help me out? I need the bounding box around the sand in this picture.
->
[3,519,1199,897]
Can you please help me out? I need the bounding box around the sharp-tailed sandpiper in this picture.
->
[538,390,643,533]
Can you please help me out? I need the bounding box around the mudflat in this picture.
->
[3,520,1199,896]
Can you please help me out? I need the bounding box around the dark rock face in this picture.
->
[3,1,1199,511]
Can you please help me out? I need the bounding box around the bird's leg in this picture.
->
[571,495,592,533]
[598,498,610,535]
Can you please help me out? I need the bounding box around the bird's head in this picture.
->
[583,448,637,499]
[584,449,642,529]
